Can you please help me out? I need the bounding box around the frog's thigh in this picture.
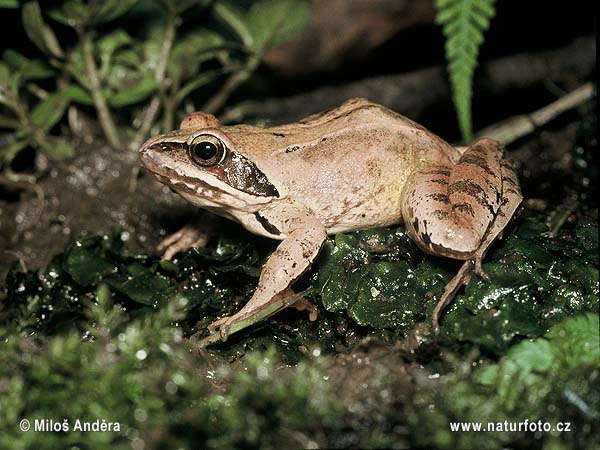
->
[402,138,506,259]
[474,156,522,254]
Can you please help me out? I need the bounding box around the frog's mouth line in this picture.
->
[140,148,274,212]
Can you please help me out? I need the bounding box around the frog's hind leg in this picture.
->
[402,138,522,332]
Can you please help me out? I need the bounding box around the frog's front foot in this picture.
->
[432,256,490,334]
[208,316,234,342]
[207,289,318,343]
[158,224,210,260]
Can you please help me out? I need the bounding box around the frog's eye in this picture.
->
[188,135,226,167]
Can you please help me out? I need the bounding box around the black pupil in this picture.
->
[195,142,217,160]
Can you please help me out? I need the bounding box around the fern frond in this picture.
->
[435,0,496,142]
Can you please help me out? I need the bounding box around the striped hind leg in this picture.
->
[402,138,522,332]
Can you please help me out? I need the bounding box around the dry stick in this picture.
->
[477,82,594,145]
[196,82,595,348]
[80,32,122,149]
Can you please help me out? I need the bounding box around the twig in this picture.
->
[80,31,122,149]
[546,193,579,237]
[3,250,28,273]
[130,12,178,151]
[477,82,595,145]
[0,172,45,223]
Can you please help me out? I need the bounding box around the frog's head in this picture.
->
[139,112,279,214]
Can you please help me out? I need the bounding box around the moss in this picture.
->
[313,211,597,354]
[408,313,600,449]
[0,294,341,449]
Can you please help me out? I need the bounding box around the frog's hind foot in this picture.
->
[432,256,489,334]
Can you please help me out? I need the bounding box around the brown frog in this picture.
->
[139,98,522,341]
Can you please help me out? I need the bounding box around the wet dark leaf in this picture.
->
[62,238,116,286]
[106,263,174,306]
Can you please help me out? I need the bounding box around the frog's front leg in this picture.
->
[402,138,522,332]
[208,214,327,341]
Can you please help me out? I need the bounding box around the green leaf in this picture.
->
[98,30,132,62]
[214,1,254,48]
[248,0,311,51]
[0,61,9,86]
[478,313,600,409]
[161,0,204,14]
[36,135,75,160]
[434,0,496,142]
[98,30,133,77]
[107,74,157,107]
[0,139,28,164]
[0,0,19,7]
[22,1,64,58]
[62,238,115,286]
[30,89,72,131]
[65,84,93,105]
[3,49,54,80]
[94,0,138,24]
[48,0,90,28]
[169,31,224,84]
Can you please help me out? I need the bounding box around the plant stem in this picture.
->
[130,12,177,150]
[162,96,176,132]
[202,54,260,115]
[80,31,122,149]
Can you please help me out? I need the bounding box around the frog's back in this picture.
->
[271,99,458,233]
[222,98,458,234]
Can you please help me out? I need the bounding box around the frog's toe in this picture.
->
[472,256,491,282]
[207,317,232,342]
[291,297,318,321]
[158,224,210,260]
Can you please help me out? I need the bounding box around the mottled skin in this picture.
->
[139,98,522,340]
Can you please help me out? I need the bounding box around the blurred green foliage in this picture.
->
[1,208,597,448]
[409,313,599,449]
[0,0,310,175]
